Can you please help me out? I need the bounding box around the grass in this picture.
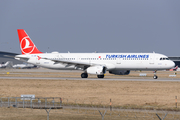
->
[0,107,180,120]
[0,71,180,108]
[0,69,180,119]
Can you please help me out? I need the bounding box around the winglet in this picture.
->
[17,29,42,54]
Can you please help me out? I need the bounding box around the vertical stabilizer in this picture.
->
[17,29,42,54]
[4,61,13,67]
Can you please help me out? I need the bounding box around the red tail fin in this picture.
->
[17,29,42,54]
[174,66,178,70]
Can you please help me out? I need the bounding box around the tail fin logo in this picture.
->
[22,38,32,49]
[20,36,35,54]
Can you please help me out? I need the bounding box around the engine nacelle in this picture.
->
[109,70,130,75]
[86,66,106,75]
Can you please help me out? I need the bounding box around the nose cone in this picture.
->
[169,60,175,69]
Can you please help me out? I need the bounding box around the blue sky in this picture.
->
[0,0,180,56]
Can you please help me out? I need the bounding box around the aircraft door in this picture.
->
[36,56,40,64]
[149,54,154,64]
[76,56,81,61]
[89,57,91,64]
[116,58,121,64]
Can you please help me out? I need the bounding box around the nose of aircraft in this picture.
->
[170,60,175,68]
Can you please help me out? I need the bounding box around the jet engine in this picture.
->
[109,70,130,75]
[86,66,106,75]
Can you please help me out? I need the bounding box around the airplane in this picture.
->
[168,66,178,71]
[0,61,12,68]
[12,63,37,69]
[14,29,175,79]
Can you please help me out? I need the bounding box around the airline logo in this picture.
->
[20,36,35,54]
[106,54,149,58]
[37,56,41,60]
[17,29,42,54]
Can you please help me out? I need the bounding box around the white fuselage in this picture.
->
[13,64,36,69]
[15,52,175,71]
[0,64,6,68]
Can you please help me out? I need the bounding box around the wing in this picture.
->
[14,55,30,61]
[42,57,102,68]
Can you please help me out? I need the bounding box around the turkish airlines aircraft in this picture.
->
[15,29,175,79]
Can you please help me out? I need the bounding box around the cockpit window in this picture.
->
[160,57,169,60]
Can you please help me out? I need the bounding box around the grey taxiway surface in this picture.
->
[0,76,180,82]
[0,68,180,81]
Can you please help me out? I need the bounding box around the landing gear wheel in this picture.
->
[153,70,158,79]
[97,75,104,78]
[81,73,88,78]
[153,75,158,79]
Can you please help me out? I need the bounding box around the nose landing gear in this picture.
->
[153,75,158,79]
[153,71,158,79]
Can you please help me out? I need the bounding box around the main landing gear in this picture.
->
[153,71,158,79]
[97,75,104,78]
[81,73,104,78]
[81,73,88,78]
